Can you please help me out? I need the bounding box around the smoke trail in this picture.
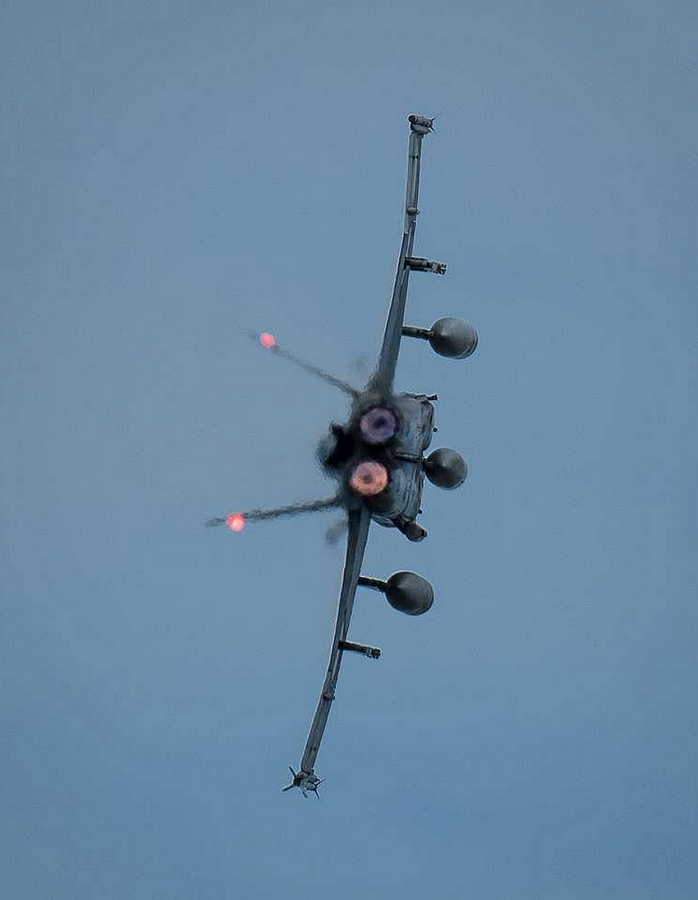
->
[205,496,341,528]
[244,330,358,398]
[271,345,358,398]
[324,517,348,546]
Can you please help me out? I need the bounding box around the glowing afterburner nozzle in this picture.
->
[225,513,245,532]
[259,332,277,349]
[349,461,389,497]
[359,406,397,445]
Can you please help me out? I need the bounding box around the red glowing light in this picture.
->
[349,461,389,497]
[225,513,245,532]
[259,332,276,349]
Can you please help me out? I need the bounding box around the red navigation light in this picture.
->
[259,332,276,349]
[225,513,245,533]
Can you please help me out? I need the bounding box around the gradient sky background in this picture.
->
[2,1,697,897]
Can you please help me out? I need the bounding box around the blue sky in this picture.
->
[2,1,697,897]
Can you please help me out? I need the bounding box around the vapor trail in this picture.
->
[324,517,348,546]
[205,496,341,528]
[244,329,358,398]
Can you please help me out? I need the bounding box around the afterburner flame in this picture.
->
[349,461,389,497]
[225,513,245,532]
[259,332,276,349]
[359,406,397,444]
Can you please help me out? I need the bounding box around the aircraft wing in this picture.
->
[294,115,438,781]
[373,115,436,393]
[299,506,371,776]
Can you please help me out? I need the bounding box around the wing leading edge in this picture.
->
[373,114,437,393]
[298,506,371,778]
[290,115,437,787]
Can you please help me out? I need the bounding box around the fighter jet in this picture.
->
[207,114,478,795]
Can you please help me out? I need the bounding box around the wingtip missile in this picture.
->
[408,113,435,134]
[282,767,323,798]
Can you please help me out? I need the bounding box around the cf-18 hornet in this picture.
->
[207,114,478,797]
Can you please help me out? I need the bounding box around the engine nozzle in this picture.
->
[349,461,389,497]
[358,406,398,445]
